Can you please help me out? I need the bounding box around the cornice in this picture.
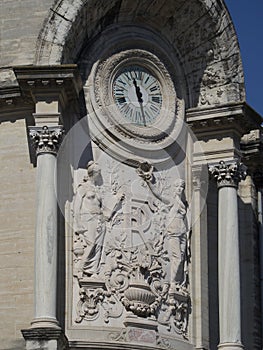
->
[186,102,263,137]
[240,129,263,184]
[0,65,83,123]
[0,85,34,123]
[13,65,83,107]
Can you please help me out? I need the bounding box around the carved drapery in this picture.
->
[71,160,191,339]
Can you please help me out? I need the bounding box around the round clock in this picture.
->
[84,47,184,163]
[112,65,163,126]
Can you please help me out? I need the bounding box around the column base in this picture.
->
[22,327,68,350]
[30,317,61,329]
[218,342,244,350]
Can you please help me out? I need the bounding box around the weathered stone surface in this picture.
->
[0,119,36,348]
[0,1,262,350]
[0,0,53,67]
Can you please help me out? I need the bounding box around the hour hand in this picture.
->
[133,79,143,103]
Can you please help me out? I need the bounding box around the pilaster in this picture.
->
[191,164,209,350]
[240,129,263,346]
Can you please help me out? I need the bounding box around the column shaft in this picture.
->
[218,186,241,346]
[32,153,59,327]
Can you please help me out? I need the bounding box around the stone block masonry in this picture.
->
[0,119,36,349]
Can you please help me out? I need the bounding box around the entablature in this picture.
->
[186,102,262,137]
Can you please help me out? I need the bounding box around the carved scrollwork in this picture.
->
[72,159,191,338]
[159,284,190,337]
[75,284,107,323]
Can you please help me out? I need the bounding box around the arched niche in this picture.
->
[35,0,245,108]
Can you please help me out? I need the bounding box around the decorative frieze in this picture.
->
[29,125,64,156]
[209,160,247,189]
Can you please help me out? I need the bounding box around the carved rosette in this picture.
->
[29,125,64,156]
[209,160,247,189]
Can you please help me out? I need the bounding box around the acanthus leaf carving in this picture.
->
[29,125,64,156]
[209,160,247,188]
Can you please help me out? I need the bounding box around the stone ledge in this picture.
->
[13,65,82,104]
[22,327,67,341]
[186,101,263,136]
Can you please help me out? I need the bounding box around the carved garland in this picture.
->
[72,160,191,338]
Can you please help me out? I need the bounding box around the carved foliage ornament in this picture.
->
[72,160,191,338]
[209,160,247,189]
[29,125,64,155]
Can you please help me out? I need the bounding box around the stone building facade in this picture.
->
[0,1,262,350]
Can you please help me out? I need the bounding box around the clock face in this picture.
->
[113,65,163,126]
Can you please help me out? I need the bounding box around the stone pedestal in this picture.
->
[22,328,68,350]
[209,160,246,350]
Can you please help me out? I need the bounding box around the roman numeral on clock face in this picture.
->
[116,97,126,104]
[113,65,163,126]
[151,96,161,104]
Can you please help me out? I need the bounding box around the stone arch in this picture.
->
[35,0,245,108]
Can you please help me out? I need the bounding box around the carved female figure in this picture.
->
[73,161,106,277]
[165,179,188,289]
[137,163,188,290]
[73,161,125,277]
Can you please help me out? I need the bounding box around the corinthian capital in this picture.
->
[209,160,247,189]
[29,125,64,156]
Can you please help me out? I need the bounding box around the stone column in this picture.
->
[29,125,64,328]
[209,160,247,350]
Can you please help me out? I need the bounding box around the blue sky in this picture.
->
[224,1,263,117]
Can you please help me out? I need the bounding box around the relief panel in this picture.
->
[69,155,191,346]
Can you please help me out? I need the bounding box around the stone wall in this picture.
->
[0,2,48,347]
[0,119,36,349]
[0,0,52,67]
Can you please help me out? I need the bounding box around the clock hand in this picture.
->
[133,79,143,103]
[139,102,147,127]
[133,79,146,126]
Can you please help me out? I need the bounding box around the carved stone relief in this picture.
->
[71,158,191,339]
